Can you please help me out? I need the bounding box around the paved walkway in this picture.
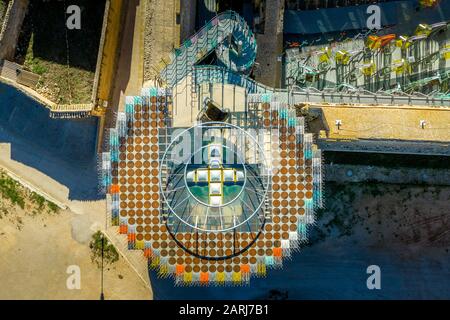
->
[142,0,180,83]
[111,0,145,113]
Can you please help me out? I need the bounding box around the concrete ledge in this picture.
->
[0,166,68,210]
[325,163,450,186]
[318,139,450,156]
[0,76,94,116]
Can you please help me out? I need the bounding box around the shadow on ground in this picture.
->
[0,82,101,201]
[15,0,106,71]
[149,182,450,300]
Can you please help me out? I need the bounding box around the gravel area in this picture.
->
[143,0,179,82]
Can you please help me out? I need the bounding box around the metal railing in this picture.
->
[159,10,257,87]
[191,65,450,107]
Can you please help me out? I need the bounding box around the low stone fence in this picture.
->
[325,164,450,186]
[0,63,94,119]
[0,59,39,87]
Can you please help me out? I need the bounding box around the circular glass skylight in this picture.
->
[160,122,270,233]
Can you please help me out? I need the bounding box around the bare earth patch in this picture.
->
[24,55,95,105]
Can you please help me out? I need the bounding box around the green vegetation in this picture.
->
[325,151,450,169]
[30,191,59,214]
[0,172,25,209]
[307,182,382,245]
[30,191,45,209]
[22,34,93,104]
[307,181,450,248]
[89,231,119,267]
[0,170,60,216]
[16,0,106,105]
[24,40,48,76]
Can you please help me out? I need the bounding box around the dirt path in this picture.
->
[108,0,145,123]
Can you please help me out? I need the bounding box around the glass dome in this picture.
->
[159,122,270,258]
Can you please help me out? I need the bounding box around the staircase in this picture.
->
[159,11,257,88]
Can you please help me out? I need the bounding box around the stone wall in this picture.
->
[0,0,28,61]
[91,0,125,106]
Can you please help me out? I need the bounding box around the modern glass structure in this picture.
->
[100,88,323,285]
[98,4,449,288]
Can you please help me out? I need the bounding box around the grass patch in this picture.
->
[30,191,60,214]
[0,172,25,209]
[22,34,94,104]
[89,231,119,267]
[325,151,450,169]
[15,0,106,105]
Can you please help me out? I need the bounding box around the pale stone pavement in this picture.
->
[110,0,146,114]
[311,104,450,142]
[171,76,248,127]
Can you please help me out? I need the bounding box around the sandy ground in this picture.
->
[313,183,450,247]
[0,183,152,300]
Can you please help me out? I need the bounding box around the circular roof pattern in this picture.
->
[160,122,270,234]
[101,89,323,285]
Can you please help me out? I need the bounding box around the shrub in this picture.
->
[89,231,119,267]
